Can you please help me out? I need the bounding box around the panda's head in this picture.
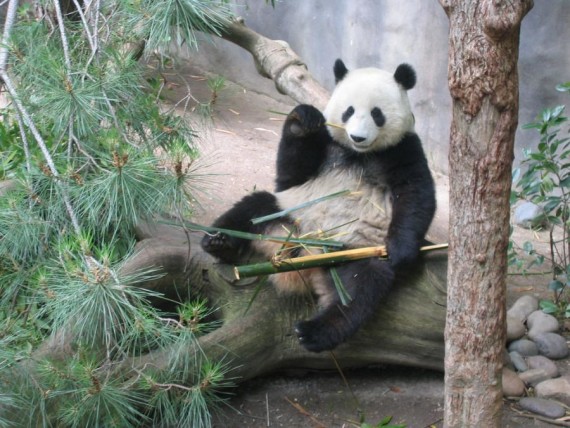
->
[323,59,416,153]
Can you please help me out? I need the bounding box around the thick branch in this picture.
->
[219,18,330,109]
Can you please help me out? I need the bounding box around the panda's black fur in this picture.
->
[202,59,436,352]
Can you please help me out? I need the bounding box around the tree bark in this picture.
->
[438,1,533,427]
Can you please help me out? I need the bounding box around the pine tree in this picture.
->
[0,1,235,426]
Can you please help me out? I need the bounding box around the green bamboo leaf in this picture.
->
[330,266,352,306]
[251,189,352,224]
[180,221,345,249]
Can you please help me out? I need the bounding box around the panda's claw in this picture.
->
[287,105,326,137]
[202,232,229,251]
[294,320,340,353]
[201,232,239,263]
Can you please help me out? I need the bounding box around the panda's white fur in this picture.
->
[324,67,415,152]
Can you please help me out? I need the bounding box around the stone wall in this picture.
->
[184,0,570,174]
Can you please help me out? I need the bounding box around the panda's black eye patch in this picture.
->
[341,106,355,123]
[371,107,385,127]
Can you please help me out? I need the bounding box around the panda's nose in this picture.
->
[350,135,366,143]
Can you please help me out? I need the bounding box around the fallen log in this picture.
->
[119,225,448,378]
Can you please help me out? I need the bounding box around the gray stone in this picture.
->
[534,332,569,359]
[527,310,560,340]
[507,295,539,323]
[519,369,553,387]
[507,314,526,342]
[507,339,539,357]
[502,367,526,397]
[519,397,566,419]
[513,201,546,229]
[503,349,514,371]
[535,376,570,405]
[509,351,528,372]
[526,355,559,378]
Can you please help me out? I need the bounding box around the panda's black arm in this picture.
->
[275,105,332,192]
[383,134,437,267]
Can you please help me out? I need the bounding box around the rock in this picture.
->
[526,355,559,378]
[508,339,539,357]
[509,351,528,372]
[519,397,566,419]
[514,201,546,229]
[507,295,539,323]
[527,311,560,340]
[535,376,570,405]
[503,349,514,371]
[507,314,526,342]
[502,367,526,397]
[534,332,569,359]
[519,368,553,387]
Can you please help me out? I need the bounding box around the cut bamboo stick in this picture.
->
[234,243,448,280]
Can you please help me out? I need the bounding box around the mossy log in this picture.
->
[112,223,448,380]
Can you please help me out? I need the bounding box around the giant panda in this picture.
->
[201,59,436,353]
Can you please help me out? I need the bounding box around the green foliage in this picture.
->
[539,299,570,318]
[511,82,570,312]
[0,0,235,426]
[131,0,233,52]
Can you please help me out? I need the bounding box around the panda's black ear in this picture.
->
[394,63,416,90]
[334,59,349,84]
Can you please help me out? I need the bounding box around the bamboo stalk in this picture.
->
[266,110,344,130]
[234,243,448,280]
[326,122,344,129]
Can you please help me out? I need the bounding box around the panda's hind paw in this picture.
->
[294,320,340,353]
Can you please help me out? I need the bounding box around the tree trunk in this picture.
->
[438,1,533,426]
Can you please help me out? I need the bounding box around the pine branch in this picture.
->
[52,0,73,73]
[0,71,82,234]
[71,0,97,55]
[0,0,19,73]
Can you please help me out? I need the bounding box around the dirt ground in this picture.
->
[159,61,565,428]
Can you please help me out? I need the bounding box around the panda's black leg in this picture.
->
[295,258,395,352]
[275,105,331,192]
[201,191,281,264]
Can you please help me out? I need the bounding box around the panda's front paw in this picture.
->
[387,239,419,268]
[295,319,340,353]
[201,233,237,262]
[286,105,326,137]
